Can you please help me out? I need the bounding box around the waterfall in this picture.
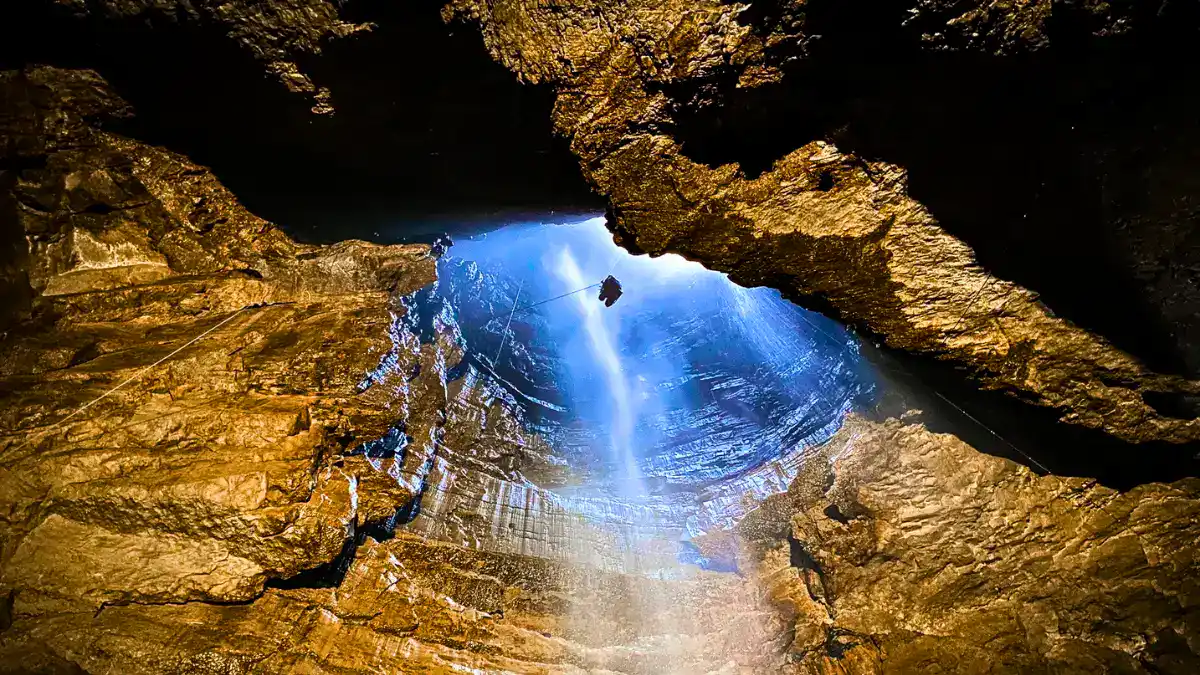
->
[555,246,646,497]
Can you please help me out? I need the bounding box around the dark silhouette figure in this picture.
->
[429,234,454,259]
[598,275,623,307]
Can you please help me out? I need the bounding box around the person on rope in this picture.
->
[598,275,623,307]
[429,234,454,259]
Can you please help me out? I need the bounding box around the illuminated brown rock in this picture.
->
[0,65,434,614]
[441,0,1200,445]
[2,4,1200,672]
[736,416,1200,672]
[20,0,1200,445]
[1,532,796,674]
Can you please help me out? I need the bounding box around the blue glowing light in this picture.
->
[435,216,876,500]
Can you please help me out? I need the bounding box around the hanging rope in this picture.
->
[792,300,1050,475]
[930,390,1051,473]
[482,282,603,323]
[492,280,523,368]
[1,302,285,459]
[951,277,995,335]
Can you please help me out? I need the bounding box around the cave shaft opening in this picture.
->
[397,217,877,561]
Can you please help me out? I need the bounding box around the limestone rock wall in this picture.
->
[440,0,1200,445]
[0,64,436,622]
[735,417,1200,672]
[2,9,1200,674]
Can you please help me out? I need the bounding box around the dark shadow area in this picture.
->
[861,337,1200,489]
[265,529,360,590]
[0,589,12,632]
[667,0,1200,379]
[0,0,601,243]
[1142,391,1200,421]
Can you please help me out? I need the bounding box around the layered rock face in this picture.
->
[0,63,436,649]
[46,0,371,114]
[737,417,1200,673]
[440,0,1200,445]
[2,3,1200,673]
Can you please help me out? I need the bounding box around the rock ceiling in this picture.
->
[0,1,1198,673]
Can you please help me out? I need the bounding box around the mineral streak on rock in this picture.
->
[440,0,1200,444]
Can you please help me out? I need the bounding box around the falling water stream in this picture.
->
[556,246,646,498]
[400,216,878,575]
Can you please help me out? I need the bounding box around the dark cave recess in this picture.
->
[0,0,603,241]
[863,337,1200,491]
[669,0,1200,381]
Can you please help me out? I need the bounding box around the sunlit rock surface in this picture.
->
[2,60,1200,675]
[3,533,796,674]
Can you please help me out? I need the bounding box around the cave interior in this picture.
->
[1,0,1199,672]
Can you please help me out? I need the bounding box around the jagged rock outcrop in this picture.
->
[735,416,1200,672]
[440,0,1200,445]
[0,65,436,618]
[3,9,1200,675]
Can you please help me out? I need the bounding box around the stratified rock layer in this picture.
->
[0,65,435,615]
[2,45,1199,675]
[442,0,1200,445]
